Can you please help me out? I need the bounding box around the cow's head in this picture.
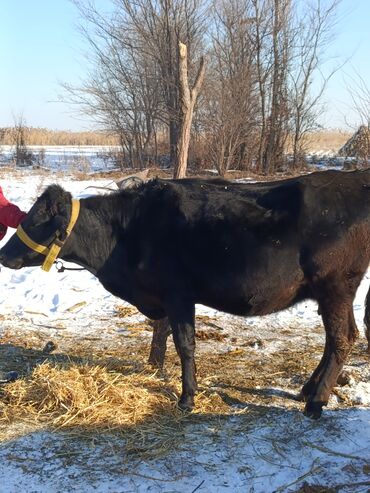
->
[0,185,76,270]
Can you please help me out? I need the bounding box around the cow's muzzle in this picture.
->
[0,254,23,270]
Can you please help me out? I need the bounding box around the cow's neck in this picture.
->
[60,192,134,275]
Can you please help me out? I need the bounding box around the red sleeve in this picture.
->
[0,186,27,228]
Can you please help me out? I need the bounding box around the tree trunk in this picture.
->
[262,0,281,175]
[174,42,205,179]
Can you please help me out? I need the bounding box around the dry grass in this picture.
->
[0,363,177,431]
[0,335,318,436]
[0,357,232,457]
[292,483,337,493]
[301,130,351,154]
[115,305,139,318]
[0,318,365,459]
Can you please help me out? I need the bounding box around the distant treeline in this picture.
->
[0,127,119,146]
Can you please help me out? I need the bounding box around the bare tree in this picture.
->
[114,0,208,175]
[251,0,292,174]
[289,0,340,168]
[65,0,207,173]
[346,70,370,128]
[201,0,259,176]
[11,114,33,167]
[64,0,340,176]
[62,1,164,169]
[249,0,341,173]
[175,41,205,178]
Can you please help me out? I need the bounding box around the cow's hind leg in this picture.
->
[166,301,197,411]
[364,287,370,353]
[148,317,172,368]
[299,308,358,402]
[298,339,329,402]
[304,279,359,419]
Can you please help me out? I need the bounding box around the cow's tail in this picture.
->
[364,286,370,353]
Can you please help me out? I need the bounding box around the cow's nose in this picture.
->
[0,254,23,269]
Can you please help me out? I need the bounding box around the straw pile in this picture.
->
[338,125,370,162]
[0,363,175,429]
[0,342,316,429]
[0,322,361,457]
[0,357,231,455]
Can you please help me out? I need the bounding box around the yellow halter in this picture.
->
[16,199,80,272]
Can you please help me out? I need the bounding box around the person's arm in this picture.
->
[0,187,27,229]
[0,203,27,228]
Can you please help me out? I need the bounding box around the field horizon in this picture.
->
[1,126,354,154]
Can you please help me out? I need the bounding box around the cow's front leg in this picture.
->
[167,301,197,411]
[148,317,172,368]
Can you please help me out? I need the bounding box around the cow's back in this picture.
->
[114,171,370,317]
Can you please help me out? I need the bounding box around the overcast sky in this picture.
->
[0,0,369,132]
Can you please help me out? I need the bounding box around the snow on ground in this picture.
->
[0,171,370,492]
[0,144,355,175]
[0,146,120,173]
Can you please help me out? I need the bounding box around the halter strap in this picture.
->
[16,199,80,272]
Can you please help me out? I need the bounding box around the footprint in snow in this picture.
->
[10,273,27,284]
[51,294,59,311]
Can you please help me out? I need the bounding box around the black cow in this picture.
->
[1,170,370,419]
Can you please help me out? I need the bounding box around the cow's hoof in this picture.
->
[296,390,309,402]
[178,396,194,412]
[298,380,318,402]
[304,401,323,420]
[147,357,165,370]
[42,341,57,354]
[0,370,19,384]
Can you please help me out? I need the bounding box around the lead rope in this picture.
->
[55,260,85,273]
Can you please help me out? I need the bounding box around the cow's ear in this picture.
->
[42,185,72,218]
[53,215,68,241]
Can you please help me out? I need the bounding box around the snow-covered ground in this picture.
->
[0,171,370,492]
[0,145,120,172]
[1,144,357,175]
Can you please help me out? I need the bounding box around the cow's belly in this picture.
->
[99,242,307,319]
[198,274,308,316]
[99,272,166,319]
[194,248,307,316]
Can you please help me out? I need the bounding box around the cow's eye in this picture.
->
[31,212,51,227]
